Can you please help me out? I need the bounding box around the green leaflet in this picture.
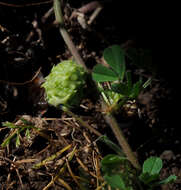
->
[103,45,126,81]
[92,64,119,82]
[142,157,163,175]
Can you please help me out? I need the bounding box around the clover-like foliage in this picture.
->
[92,45,151,113]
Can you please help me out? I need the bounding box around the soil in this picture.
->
[0,1,180,190]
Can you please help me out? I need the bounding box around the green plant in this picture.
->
[42,60,87,108]
[101,154,177,190]
[92,45,151,113]
[139,156,177,189]
[53,1,141,171]
[101,154,138,190]
[42,49,140,169]
[1,118,39,148]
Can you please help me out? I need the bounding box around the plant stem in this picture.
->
[53,0,141,170]
[101,100,141,170]
[53,0,87,71]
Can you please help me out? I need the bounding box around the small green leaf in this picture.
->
[104,173,126,189]
[142,157,163,176]
[16,134,21,147]
[139,157,164,185]
[101,154,126,166]
[92,64,119,82]
[25,129,31,139]
[103,45,126,81]
[156,175,177,185]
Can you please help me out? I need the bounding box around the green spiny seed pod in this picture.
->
[42,60,87,107]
